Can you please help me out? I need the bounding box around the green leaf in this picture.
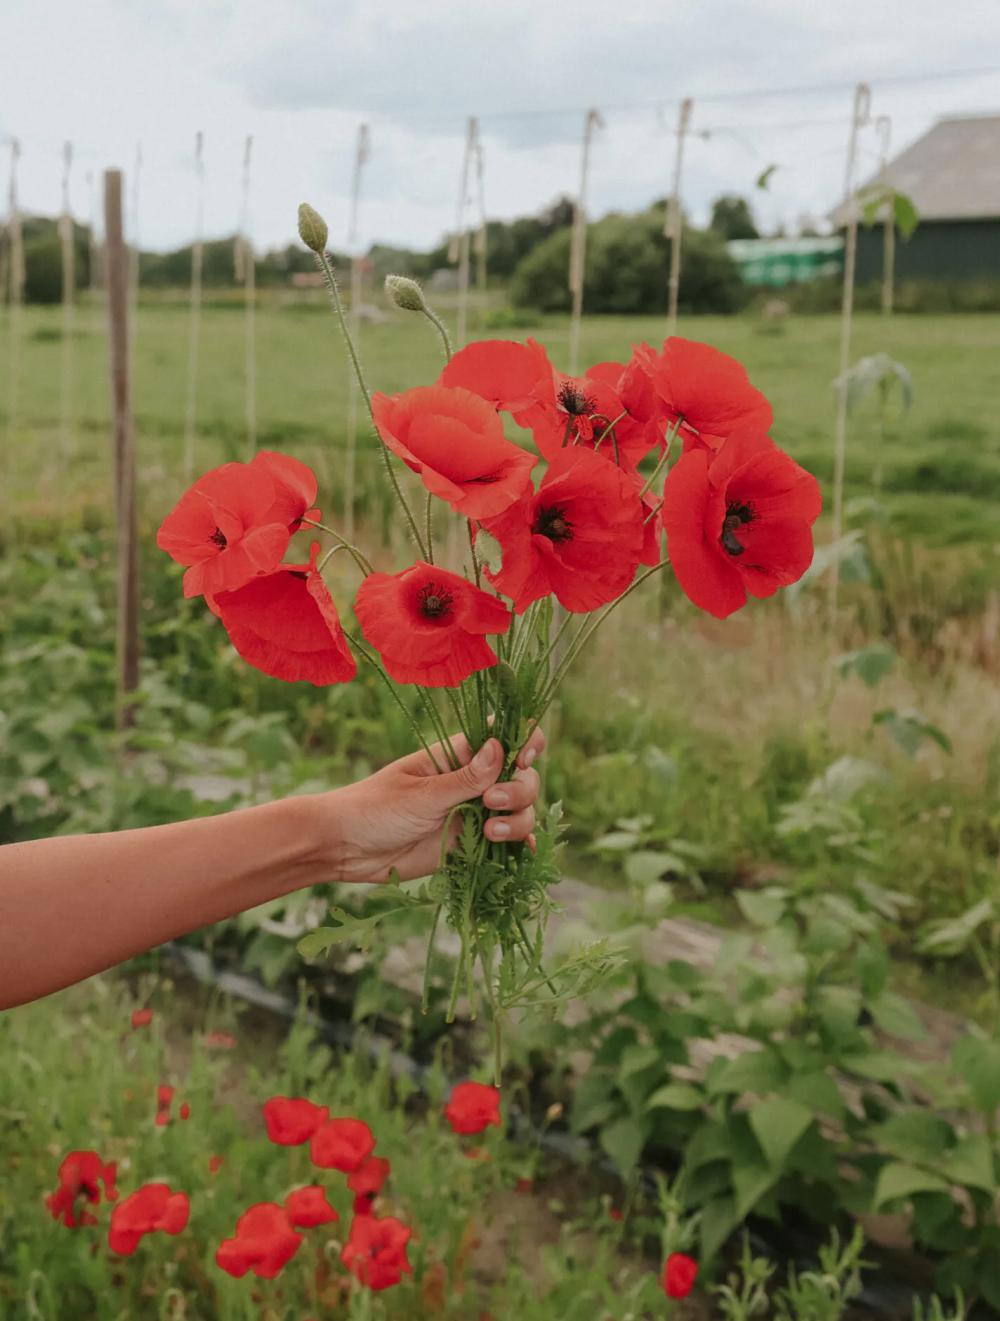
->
[920,899,996,957]
[591,830,640,853]
[699,1195,740,1262]
[646,1083,704,1111]
[733,1159,779,1220]
[873,1112,954,1164]
[952,1035,1000,1113]
[618,1043,661,1082]
[875,708,953,758]
[869,992,926,1041]
[939,1134,996,1193]
[708,1048,789,1096]
[893,190,920,239]
[755,164,778,191]
[815,985,863,1039]
[749,1097,814,1169]
[837,643,897,688]
[296,904,401,959]
[736,889,787,927]
[874,1162,950,1209]
[599,1115,649,1172]
[784,1071,846,1121]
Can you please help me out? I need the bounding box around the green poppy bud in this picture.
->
[384,274,427,313]
[297,203,328,254]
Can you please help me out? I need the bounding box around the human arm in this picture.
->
[0,731,543,1010]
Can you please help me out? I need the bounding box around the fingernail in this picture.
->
[490,821,510,839]
[484,789,510,809]
[523,747,537,766]
[472,740,499,773]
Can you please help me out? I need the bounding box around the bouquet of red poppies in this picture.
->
[157,202,820,1065]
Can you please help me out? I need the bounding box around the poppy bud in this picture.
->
[297,203,328,254]
[384,274,427,312]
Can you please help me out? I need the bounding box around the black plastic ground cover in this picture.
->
[163,942,994,1320]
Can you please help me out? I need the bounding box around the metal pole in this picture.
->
[666,97,693,337]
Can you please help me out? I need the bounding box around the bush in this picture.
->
[509,207,746,316]
[777,275,1000,314]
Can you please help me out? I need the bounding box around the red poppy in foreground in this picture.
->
[284,1186,339,1229]
[108,1182,190,1256]
[484,448,646,613]
[214,543,357,686]
[438,337,553,422]
[444,1081,502,1136]
[372,385,536,519]
[157,457,316,599]
[262,1096,330,1147]
[215,1203,303,1280]
[662,430,821,619]
[662,1252,699,1299]
[130,1008,153,1029]
[629,337,773,452]
[341,1213,413,1292]
[309,1117,376,1173]
[46,1151,118,1228]
[524,362,661,470]
[354,562,511,687]
[347,1155,391,1200]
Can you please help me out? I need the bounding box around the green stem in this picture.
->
[416,688,462,770]
[425,491,434,564]
[421,903,442,1014]
[301,518,373,576]
[346,633,444,772]
[421,305,453,361]
[638,419,681,499]
[467,520,482,587]
[313,249,428,558]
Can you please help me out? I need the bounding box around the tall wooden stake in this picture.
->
[183,131,204,479]
[59,141,76,461]
[450,117,479,348]
[473,133,488,310]
[104,170,140,724]
[344,123,371,544]
[568,108,602,375]
[4,139,24,546]
[128,142,142,363]
[87,169,100,292]
[829,83,871,621]
[237,135,257,459]
[666,98,693,337]
[876,114,895,317]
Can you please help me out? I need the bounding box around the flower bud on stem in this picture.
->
[384,273,453,363]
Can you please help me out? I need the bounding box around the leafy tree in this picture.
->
[709,194,759,240]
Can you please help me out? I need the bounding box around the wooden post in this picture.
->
[829,83,871,621]
[86,169,100,292]
[876,114,895,317]
[59,142,76,462]
[4,139,24,545]
[450,117,478,348]
[344,123,371,544]
[238,135,257,459]
[665,98,693,337]
[183,131,204,479]
[128,142,142,363]
[103,170,140,723]
[568,108,602,376]
[473,134,488,312]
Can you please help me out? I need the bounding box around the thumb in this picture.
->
[427,738,503,810]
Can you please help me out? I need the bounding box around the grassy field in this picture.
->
[3,296,1000,548]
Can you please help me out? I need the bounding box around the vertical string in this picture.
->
[665,97,693,337]
[451,117,478,349]
[829,83,872,623]
[183,131,204,480]
[128,142,141,368]
[876,114,895,318]
[4,139,24,549]
[59,141,76,464]
[473,133,488,330]
[568,108,602,376]
[345,122,371,545]
[238,135,256,459]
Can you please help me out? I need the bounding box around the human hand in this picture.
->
[325,730,546,885]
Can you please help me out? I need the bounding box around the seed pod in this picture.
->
[384,274,427,312]
[297,203,328,254]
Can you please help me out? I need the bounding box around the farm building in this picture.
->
[832,113,1000,282]
[726,236,843,287]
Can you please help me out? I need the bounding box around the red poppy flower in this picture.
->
[179,1103,191,1121]
[662,430,821,619]
[130,1008,153,1029]
[341,1214,413,1292]
[347,1155,391,1199]
[262,1096,330,1147]
[284,1186,339,1229]
[630,338,773,452]
[371,385,536,519]
[208,1155,224,1175]
[108,1182,190,1256]
[45,1151,118,1228]
[250,450,320,530]
[157,462,298,599]
[521,363,659,471]
[214,543,357,686]
[215,1203,303,1280]
[483,448,646,613]
[662,1252,699,1299]
[438,338,553,421]
[354,562,511,687]
[204,1031,237,1050]
[608,1206,624,1223]
[309,1117,376,1173]
[444,1081,502,1136]
[155,1084,175,1127]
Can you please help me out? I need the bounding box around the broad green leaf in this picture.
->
[893,190,920,238]
[646,1083,704,1111]
[874,1162,950,1209]
[875,708,953,758]
[736,889,787,927]
[708,1048,789,1097]
[733,1159,779,1220]
[624,850,681,886]
[837,643,897,688]
[815,985,863,1039]
[869,992,926,1041]
[599,1115,649,1172]
[920,899,996,957]
[939,1134,996,1193]
[699,1195,740,1262]
[952,1036,1000,1114]
[618,1043,661,1082]
[873,1112,954,1164]
[784,1071,846,1121]
[591,830,641,853]
[749,1097,814,1169]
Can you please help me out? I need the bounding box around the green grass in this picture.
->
[3,297,1000,547]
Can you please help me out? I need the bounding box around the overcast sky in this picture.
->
[2,1,999,255]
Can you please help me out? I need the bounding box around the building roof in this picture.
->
[832,114,1000,225]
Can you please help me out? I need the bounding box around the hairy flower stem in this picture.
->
[312,249,428,558]
[420,305,453,362]
[345,634,445,772]
[424,491,434,564]
[638,419,682,499]
[300,518,373,576]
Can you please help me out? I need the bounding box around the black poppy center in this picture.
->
[534,504,573,543]
[557,381,596,417]
[210,527,228,549]
[721,502,753,556]
[418,583,454,619]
